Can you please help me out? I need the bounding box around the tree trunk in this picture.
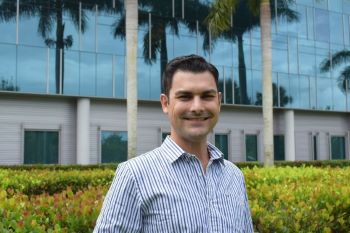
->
[260,0,274,167]
[237,33,249,104]
[125,0,138,159]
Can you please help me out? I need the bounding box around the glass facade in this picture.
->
[1,0,350,111]
[24,131,59,164]
[101,131,127,163]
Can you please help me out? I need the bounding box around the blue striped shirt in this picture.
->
[94,137,254,232]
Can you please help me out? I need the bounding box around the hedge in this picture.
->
[0,169,114,196]
[0,166,350,232]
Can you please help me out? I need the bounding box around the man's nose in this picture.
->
[190,96,204,112]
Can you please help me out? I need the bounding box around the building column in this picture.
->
[285,110,295,161]
[77,98,90,164]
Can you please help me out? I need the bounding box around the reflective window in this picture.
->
[101,131,127,163]
[81,3,96,53]
[0,44,17,91]
[343,15,349,46]
[174,23,198,58]
[97,11,125,55]
[60,49,79,95]
[274,135,285,161]
[0,0,16,43]
[272,36,288,73]
[299,75,311,109]
[298,42,315,76]
[317,76,332,110]
[278,73,293,107]
[97,54,113,97]
[114,55,125,98]
[296,5,308,39]
[331,136,346,160]
[17,45,47,93]
[328,0,343,13]
[246,134,258,161]
[24,131,59,164]
[315,8,330,42]
[330,12,343,45]
[79,51,96,96]
[251,70,262,106]
[215,134,228,160]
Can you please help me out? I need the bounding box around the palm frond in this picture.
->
[320,50,350,72]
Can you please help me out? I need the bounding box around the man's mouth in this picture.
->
[183,117,209,121]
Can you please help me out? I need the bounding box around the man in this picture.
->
[94,55,254,232]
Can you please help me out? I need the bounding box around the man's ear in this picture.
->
[160,94,169,114]
[218,92,222,109]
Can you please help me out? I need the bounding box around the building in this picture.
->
[0,0,349,165]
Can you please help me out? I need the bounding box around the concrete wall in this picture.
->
[0,93,349,164]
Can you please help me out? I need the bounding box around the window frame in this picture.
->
[214,131,231,160]
[329,134,348,160]
[311,132,319,160]
[99,129,128,164]
[22,128,61,164]
[245,134,259,162]
[274,134,285,161]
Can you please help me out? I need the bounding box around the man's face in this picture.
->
[160,71,221,144]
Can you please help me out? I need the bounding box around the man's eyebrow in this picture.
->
[174,89,218,96]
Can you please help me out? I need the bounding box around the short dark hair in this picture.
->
[162,54,219,96]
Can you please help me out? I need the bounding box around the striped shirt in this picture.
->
[94,136,254,233]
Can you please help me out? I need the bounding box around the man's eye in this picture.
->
[202,95,215,100]
[178,96,191,100]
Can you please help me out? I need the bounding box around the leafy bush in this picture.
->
[0,166,350,232]
[0,186,107,233]
[0,169,114,196]
[243,166,350,232]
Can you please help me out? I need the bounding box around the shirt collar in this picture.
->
[160,136,225,166]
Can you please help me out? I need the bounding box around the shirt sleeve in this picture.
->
[242,178,254,233]
[93,163,142,233]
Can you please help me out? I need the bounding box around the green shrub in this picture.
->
[0,169,114,196]
[243,166,350,232]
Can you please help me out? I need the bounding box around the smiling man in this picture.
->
[94,55,254,233]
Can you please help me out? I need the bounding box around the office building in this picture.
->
[0,0,349,164]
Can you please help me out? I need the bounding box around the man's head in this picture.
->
[162,54,219,97]
[160,55,221,145]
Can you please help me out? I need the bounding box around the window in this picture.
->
[331,136,346,160]
[215,134,228,160]
[101,131,127,163]
[313,135,318,160]
[274,135,285,161]
[24,131,59,164]
[246,135,258,161]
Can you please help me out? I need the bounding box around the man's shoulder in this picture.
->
[118,146,166,173]
[222,159,244,177]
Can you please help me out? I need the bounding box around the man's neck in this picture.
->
[170,136,210,172]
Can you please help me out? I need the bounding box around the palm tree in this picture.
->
[113,0,211,92]
[320,50,350,94]
[255,83,293,107]
[125,0,138,159]
[207,0,298,105]
[0,1,85,94]
[206,0,297,166]
[0,0,116,94]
